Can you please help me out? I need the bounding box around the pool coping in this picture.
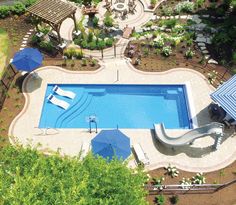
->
[8,62,236,173]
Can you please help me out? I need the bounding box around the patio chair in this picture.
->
[53,85,76,99]
[132,143,150,165]
[223,113,236,128]
[47,94,69,110]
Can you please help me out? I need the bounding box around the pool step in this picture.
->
[85,88,106,95]
[55,91,88,127]
[62,94,93,127]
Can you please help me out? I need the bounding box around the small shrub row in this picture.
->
[74,32,114,50]
[0,0,36,18]
[63,48,84,59]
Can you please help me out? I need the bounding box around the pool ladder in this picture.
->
[88,116,98,133]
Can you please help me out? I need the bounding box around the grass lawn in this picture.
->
[0,28,9,77]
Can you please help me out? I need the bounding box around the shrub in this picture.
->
[154,36,165,48]
[232,52,236,64]
[81,58,87,66]
[81,40,88,48]
[23,0,37,7]
[195,0,205,9]
[75,49,84,59]
[163,19,177,29]
[162,6,173,16]
[143,48,149,56]
[185,48,195,59]
[162,46,172,56]
[92,16,99,27]
[64,48,76,59]
[175,1,194,14]
[150,0,157,6]
[0,6,11,18]
[31,34,41,44]
[90,59,97,66]
[155,195,165,205]
[97,40,106,49]
[39,41,53,52]
[104,14,113,27]
[87,31,94,43]
[170,195,179,204]
[11,2,26,15]
[88,41,97,50]
[105,38,113,47]
[39,26,50,35]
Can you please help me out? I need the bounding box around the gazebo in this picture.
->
[210,75,236,120]
[27,0,78,43]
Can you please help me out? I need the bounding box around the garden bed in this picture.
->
[0,73,25,148]
[147,161,236,205]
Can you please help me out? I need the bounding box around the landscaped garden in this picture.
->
[0,0,235,204]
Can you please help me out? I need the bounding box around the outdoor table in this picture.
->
[112,2,128,12]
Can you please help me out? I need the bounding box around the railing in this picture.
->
[146,179,236,195]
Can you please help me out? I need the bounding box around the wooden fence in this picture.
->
[0,65,17,110]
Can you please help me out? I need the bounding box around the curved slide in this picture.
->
[153,122,224,149]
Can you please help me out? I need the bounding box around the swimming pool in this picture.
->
[39,84,192,129]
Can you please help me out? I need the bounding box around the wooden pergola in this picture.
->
[27,0,78,43]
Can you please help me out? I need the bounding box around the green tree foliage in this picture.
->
[0,145,148,205]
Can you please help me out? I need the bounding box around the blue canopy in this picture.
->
[210,75,236,120]
[12,48,43,72]
[91,130,131,161]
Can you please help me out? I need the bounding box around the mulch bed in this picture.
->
[147,161,236,205]
[125,41,232,87]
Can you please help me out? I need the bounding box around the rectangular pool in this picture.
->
[39,84,193,129]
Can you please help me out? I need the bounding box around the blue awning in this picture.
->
[210,75,236,120]
[92,130,131,161]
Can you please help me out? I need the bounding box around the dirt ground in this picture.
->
[125,41,232,87]
[147,161,236,205]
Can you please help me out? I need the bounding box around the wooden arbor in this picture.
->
[27,0,78,43]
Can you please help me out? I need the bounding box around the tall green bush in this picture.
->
[11,2,26,15]
[0,145,148,204]
[0,6,10,18]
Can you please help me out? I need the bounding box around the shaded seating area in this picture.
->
[27,0,78,46]
[210,75,236,128]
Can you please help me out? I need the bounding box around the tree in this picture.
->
[0,145,148,204]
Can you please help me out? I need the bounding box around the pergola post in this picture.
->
[72,12,78,32]
[52,23,62,44]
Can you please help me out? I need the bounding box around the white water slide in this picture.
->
[154,122,224,149]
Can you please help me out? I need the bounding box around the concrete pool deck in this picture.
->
[9,58,236,172]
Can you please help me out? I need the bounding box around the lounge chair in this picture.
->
[53,85,76,99]
[47,94,69,110]
[133,143,150,165]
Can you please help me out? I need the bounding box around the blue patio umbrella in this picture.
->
[210,75,236,120]
[92,129,131,161]
[11,48,43,72]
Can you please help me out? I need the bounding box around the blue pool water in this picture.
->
[39,84,192,129]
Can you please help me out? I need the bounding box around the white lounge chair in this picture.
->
[133,143,149,165]
[47,94,69,110]
[80,142,91,159]
[53,85,76,99]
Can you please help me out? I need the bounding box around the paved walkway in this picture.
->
[9,59,236,172]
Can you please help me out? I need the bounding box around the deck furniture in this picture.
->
[133,143,149,165]
[53,85,76,99]
[47,94,69,110]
